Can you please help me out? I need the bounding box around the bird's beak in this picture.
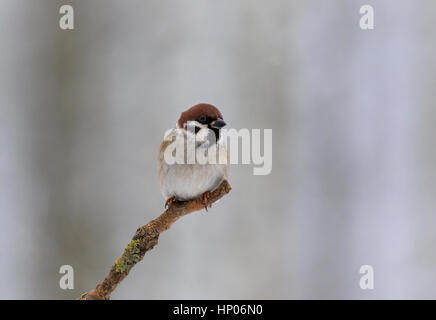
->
[210,118,226,129]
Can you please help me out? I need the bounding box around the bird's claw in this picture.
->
[200,191,212,212]
[165,196,177,208]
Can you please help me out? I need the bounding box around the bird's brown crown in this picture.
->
[178,103,223,128]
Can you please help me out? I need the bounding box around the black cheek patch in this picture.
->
[212,127,220,142]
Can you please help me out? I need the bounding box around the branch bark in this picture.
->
[78,180,231,300]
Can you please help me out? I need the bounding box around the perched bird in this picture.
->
[159,103,228,208]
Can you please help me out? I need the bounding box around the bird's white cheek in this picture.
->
[195,127,209,141]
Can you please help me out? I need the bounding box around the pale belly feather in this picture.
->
[160,162,227,200]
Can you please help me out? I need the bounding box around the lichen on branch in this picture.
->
[114,239,142,273]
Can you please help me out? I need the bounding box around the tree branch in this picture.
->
[78,180,231,300]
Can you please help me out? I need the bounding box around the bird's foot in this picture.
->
[165,196,177,208]
[200,191,213,212]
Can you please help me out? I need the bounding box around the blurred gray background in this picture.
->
[1,0,436,299]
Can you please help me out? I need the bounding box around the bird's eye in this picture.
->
[199,115,207,123]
